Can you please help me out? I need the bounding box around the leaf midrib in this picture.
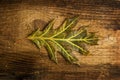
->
[28,36,97,42]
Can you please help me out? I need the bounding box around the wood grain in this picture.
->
[0,0,120,80]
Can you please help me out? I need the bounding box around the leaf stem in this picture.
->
[28,36,86,41]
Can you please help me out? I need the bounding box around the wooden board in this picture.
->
[0,0,120,80]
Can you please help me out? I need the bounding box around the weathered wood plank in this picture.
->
[0,0,120,80]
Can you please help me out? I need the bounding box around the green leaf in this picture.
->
[83,32,99,45]
[27,16,99,64]
[43,40,57,63]
[51,16,79,38]
[32,39,42,49]
[40,19,55,37]
[52,40,78,62]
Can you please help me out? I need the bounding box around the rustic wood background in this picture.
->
[0,0,120,80]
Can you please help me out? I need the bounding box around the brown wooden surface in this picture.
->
[0,0,120,80]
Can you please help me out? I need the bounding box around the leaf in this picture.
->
[52,16,79,38]
[52,40,78,63]
[32,39,42,49]
[43,40,57,63]
[40,19,55,37]
[28,17,99,64]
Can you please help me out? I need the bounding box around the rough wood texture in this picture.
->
[0,0,120,80]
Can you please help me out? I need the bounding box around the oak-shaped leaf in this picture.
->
[28,17,99,64]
